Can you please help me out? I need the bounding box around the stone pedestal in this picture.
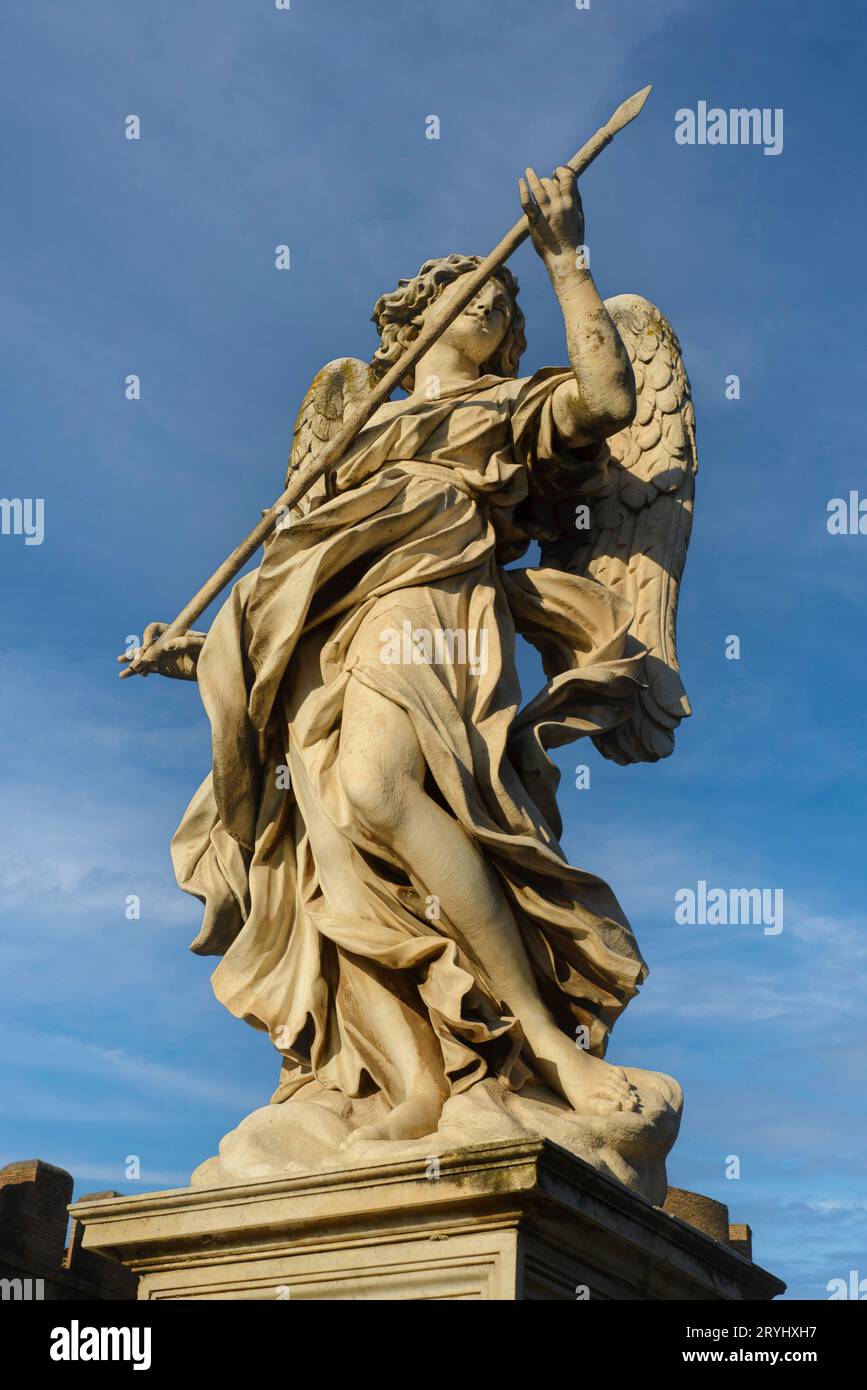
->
[69,1139,784,1301]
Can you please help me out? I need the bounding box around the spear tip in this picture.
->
[611,84,653,131]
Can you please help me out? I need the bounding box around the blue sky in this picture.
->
[1,0,865,1300]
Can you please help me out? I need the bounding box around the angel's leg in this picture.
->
[341,954,452,1145]
[340,679,637,1120]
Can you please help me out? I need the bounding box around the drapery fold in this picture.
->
[171,368,649,1101]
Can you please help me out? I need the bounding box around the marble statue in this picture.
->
[121,163,697,1203]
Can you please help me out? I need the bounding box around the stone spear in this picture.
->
[121,85,651,678]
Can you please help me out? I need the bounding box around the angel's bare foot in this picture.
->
[344,1090,445,1145]
[527,1024,639,1116]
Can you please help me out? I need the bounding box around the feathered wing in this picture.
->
[540,294,698,765]
[284,357,376,507]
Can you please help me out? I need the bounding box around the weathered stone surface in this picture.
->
[71,1140,784,1302]
[192,1071,682,1206]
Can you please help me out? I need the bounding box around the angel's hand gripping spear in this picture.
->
[118,85,651,681]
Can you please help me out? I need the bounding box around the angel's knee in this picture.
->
[340,755,421,837]
[339,691,424,836]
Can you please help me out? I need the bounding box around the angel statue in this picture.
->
[121,163,697,1201]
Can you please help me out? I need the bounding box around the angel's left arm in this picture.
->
[520,167,636,449]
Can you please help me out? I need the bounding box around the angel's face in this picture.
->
[433,277,514,365]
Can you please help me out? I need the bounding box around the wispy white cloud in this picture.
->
[4,1029,255,1111]
[808,1198,867,1215]
[54,1161,191,1191]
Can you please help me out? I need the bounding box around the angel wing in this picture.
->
[284,356,376,509]
[539,293,698,765]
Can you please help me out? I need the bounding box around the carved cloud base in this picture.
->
[70,1139,784,1301]
[191,1070,683,1206]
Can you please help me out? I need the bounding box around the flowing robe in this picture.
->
[171,368,648,1106]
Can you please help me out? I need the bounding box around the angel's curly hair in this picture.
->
[370,255,527,390]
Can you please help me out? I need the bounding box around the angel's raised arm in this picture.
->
[520,166,635,446]
[536,295,698,765]
[549,271,637,446]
